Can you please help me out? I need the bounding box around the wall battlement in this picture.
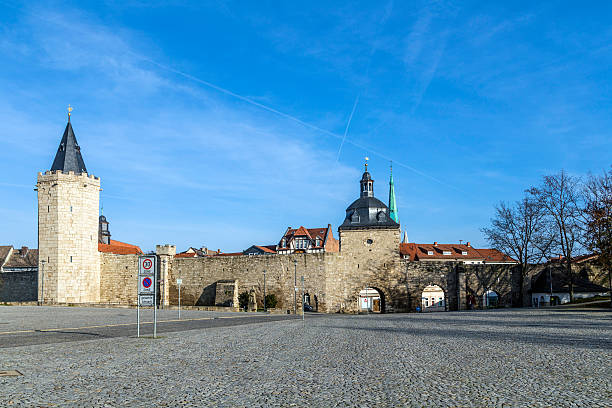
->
[39,170,99,181]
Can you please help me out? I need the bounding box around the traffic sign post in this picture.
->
[137,255,158,338]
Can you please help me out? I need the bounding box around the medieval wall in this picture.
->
[463,264,519,307]
[87,239,523,313]
[0,271,38,302]
[99,252,139,305]
[167,252,328,312]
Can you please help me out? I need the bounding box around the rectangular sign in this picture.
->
[176,278,182,285]
[361,297,369,308]
[139,294,154,307]
[138,255,157,276]
[139,275,155,294]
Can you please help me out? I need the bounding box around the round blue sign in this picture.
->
[142,277,152,288]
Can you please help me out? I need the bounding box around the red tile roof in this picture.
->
[216,252,244,257]
[279,226,335,250]
[254,245,276,254]
[400,243,516,263]
[475,248,517,263]
[98,239,143,255]
[175,252,197,258]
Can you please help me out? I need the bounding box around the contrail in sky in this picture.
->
[5,2,461,192]
[336,94,360,162]
[123,53,463,191]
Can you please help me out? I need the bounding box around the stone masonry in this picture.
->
[37,170,101,303]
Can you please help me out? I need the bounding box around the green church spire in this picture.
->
[389,162,399,223]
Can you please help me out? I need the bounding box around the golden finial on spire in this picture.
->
[67,104,73,122]
[365,156,369,172]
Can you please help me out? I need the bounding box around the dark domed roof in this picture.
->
[339,162,400,230]
[346,196,386,211]
[340,196,400,230]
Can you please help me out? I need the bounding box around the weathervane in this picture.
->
[67,104,73,122]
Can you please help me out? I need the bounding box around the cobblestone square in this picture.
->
[1,307,610,407]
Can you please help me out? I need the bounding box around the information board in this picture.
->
[138,294,154,307]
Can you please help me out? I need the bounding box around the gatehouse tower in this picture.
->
[338,159,401,261]
[37,110,101,303]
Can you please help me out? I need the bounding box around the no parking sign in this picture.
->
[139,275,154,294]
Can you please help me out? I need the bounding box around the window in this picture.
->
[70,256,73,262]
[427,250,434,255]
[366,239,373,245]
[462,251,468,255]
[70,206,72,212]
[443,251,451,255]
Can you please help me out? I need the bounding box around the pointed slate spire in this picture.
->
[50,112,88,174]
[389,162,399,223]
[402,230,409,243]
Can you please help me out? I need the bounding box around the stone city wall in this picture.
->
[0,271,38,302]
[99,252,140,305]
[87,245,524,313]
[167,252,328,312]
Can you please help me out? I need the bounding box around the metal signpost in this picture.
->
[138,255,157,338]
[293,260,297,314]
[301,275,305,324]
[177,278,182,319]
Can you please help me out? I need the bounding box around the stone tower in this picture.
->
[37,114,101,303]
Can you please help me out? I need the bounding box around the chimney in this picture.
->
[217,249,220,254]
[20,246,28,256]
[466,242,471,248]
[433,242,438,246]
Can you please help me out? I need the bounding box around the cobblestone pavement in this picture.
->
[1,308,610,407]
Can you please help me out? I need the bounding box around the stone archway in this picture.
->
[421,284,446,312]
[358,287,387,313]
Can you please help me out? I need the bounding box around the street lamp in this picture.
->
[293,259,297,315]
[160,258,166,309]
[263,269,267,312]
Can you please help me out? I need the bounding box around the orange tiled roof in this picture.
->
[216,252,244,257]
[280,226,331,249]
[175,252,197,258]
[474,248,517,263]
[254,245,276,254]
[98,239,143,255]
[400,242,515,263]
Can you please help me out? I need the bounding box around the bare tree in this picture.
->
[528,171,583,301]
[481,196,552,306]
[583,167,612,307]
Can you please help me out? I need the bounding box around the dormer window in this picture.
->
[443,251,451,256]
[315,238,321,247]
[427,250,434,255]
[281,238,286,248]
[462,251,468,255]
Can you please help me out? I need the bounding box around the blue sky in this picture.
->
[0,1,610,252]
